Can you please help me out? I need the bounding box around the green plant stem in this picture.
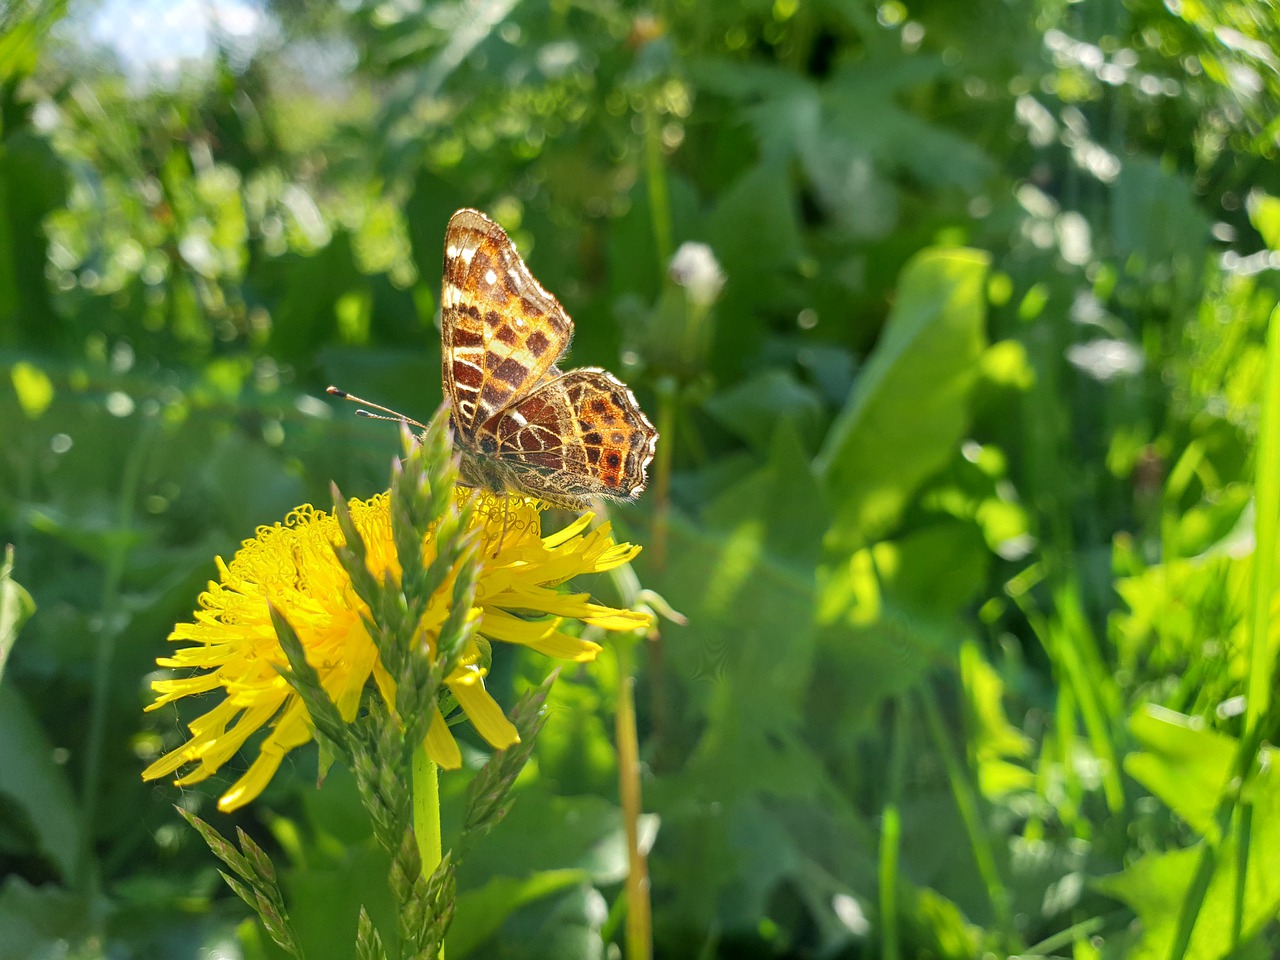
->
[643,98,672,268]
[413,744,444,956]
[78,415,155,899]
[878,698,909,960]
[649,377,677,571]
[614,640,652,960]
[918,685,1014,947]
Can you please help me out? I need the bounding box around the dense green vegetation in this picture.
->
[2,0,1279,957]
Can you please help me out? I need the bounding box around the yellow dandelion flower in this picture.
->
[143,490,651,812]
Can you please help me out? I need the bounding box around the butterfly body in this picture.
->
[441,209,657,509]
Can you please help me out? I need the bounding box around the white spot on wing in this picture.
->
[509,410,528,427]
[484,269,497,285]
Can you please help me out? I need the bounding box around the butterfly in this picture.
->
[332,209,657,510]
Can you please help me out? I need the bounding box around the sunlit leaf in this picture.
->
[1095,749,1280,959]
[816,248,990,551]
[9,361,53,420]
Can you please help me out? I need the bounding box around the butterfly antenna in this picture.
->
[326,385,431,432]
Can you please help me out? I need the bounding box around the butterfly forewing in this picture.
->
[441,209,573,436]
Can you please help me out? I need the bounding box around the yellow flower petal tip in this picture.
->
[144,487,648,809]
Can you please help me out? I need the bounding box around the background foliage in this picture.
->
[2,0,1278,957]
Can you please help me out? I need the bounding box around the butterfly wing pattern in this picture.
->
[441,209,658,509]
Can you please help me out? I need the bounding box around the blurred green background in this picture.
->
[2,0,1278,957]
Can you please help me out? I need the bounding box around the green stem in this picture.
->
[878,698,909,960]
[413,744,444,957]
[918,685,1014,947]
[413,745,443,872]
[614,640,652,960]
[643,99,672,267]
[78,415,155,899]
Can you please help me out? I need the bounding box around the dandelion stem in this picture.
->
[412,743,444,957]
[615,641,652,960]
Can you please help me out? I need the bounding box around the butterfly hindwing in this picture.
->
[485,368,658,504]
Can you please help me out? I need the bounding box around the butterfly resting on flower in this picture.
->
[332,209,658,509]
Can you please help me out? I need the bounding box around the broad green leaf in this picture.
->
[824,59,995,193]
[650,417,824,724]
[703,369,825,454]
[816,248,990,551]
[286,843,393,960]
[447,869,591,959]
[1125,706,1238,837]
[705,161,804,376]
[459,789,655,888]
[638,446,837,935]
[470,883,606,960]
[1094,755,1280,960]
[0,546,34,683]
[812,523,987,739]
[0,877,89,960]
[0,684,80,881]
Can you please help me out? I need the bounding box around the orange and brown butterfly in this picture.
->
[332,209,657,509]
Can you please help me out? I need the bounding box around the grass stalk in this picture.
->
[878,698,909,960]
[643,98,672,267]
[917,685,1013,946]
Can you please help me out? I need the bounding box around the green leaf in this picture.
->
[466,882,606,960]
[960,642,1033,800]
[0,877,89,960]
[0,546,34,683]
[0,684,79,881]
[1097,728,1280,959]
[446,869,590,959]
[459,789,653,888]
[816,248,990,551]
[703,369,825,454]
[8,361,53,419]
[1125,706,1237,837]
[1247,191,1280,252]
